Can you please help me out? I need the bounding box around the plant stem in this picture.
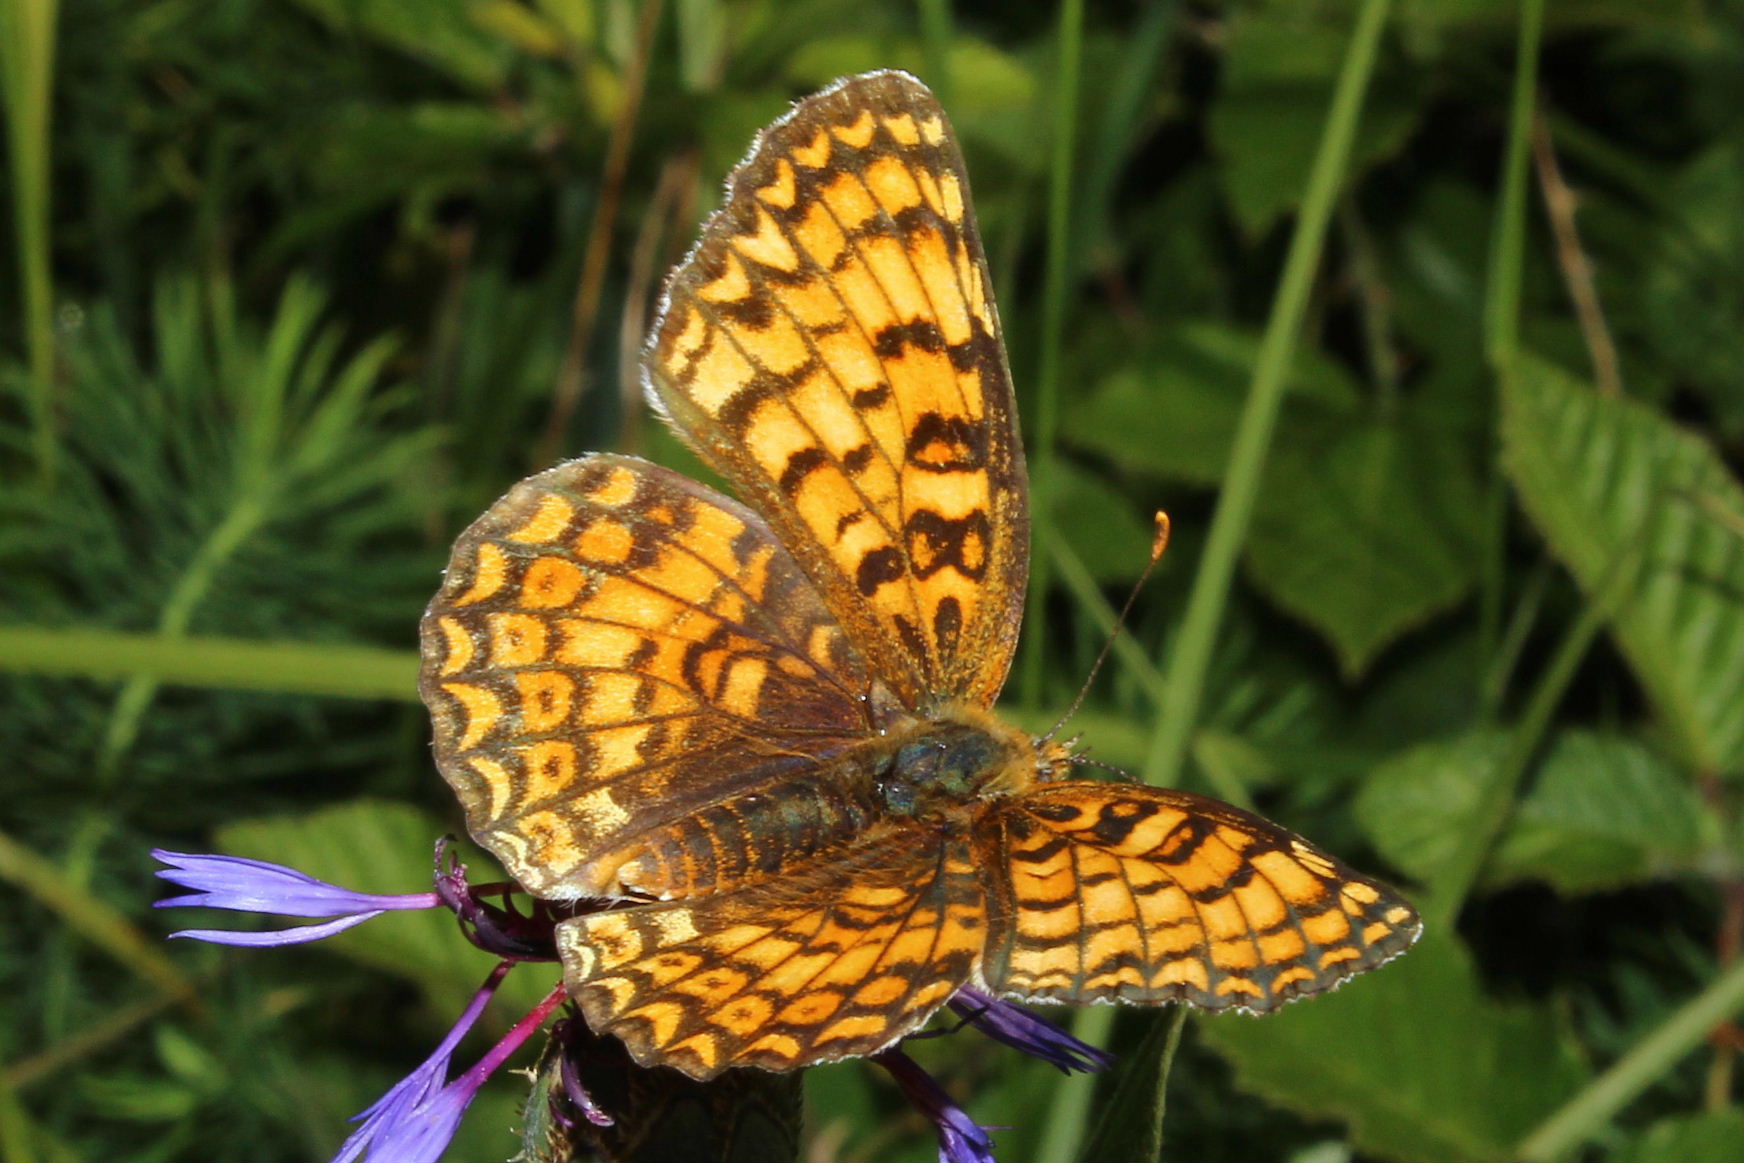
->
[0,0,62,488]
[1426,534,1637,931]
[916,0,954,107]
[1018,0,1085,709]
[1516,955,1744,1161]
[539,0,664,467]
[1476,0,1544,682]
[95,493,273,783]
[1483,0,1544,374]
[1142,0,1393,789]
[0,627,421,701]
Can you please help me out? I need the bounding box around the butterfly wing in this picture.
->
[557,827,983,1080]
[419,454,878,900]
[645,70,1027,711]
[977,782,1422,1012]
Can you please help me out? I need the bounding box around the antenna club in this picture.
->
[1151,511,1171,561]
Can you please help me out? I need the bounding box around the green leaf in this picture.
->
[1079,1009,1185,1163]
[1354,730,1508,887]
[1051,460,1155,583]
[1355,729,1708,894]
[1244,414,1484,677]
[1063,322,1359,486]
[784,34,1035,124]
[214,799,556,1012]
[1208,12,1422,236]
[1197,932,1588,1162]
[1503,732,1708,892]
[1624,1110,1744,1163]
[1501,354,1744,774]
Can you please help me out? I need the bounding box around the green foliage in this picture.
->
[1502,353,1744,774]
[1626,1111,1744,1163]
[6,2,1744,1162]
[1357,730,1709,894]
[1199,933,1590,1162]
[1244,407,1484,677]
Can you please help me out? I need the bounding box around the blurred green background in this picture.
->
[5,0,1744,1160]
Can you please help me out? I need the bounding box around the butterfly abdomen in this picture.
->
[607,774,885,898]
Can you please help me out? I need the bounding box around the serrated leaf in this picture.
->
[1063,322,1359,486]
[1355,730,1708,894]
[214,799,555,1011]
[1244,414,1483,677]
[1504,732,1708,892]
[1197,932,1588,1162]
[1501,354,1744,774]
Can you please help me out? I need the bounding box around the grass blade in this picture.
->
[1143,0,1393,787]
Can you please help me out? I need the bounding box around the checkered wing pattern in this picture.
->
[979,783,1422,1012]
[646,70,1027,712]
[420,454,877,900]
[556,828,981,1079]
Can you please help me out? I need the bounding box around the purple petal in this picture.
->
[949,988,1114,1074]
[167,911,385,947]
[331,963,511,1163]
[876,1049,998,1163]
[333,1055,448,1163]
[331,970,567,1163]
[553,1020,616,1128]
[355,1092,470,1163]
[153,849,439,918]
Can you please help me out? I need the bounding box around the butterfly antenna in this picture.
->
[1039,512,1172,745]
[1067,753,1141,783]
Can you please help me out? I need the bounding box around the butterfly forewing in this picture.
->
[646,70,1027,712]
[977,783,1422,1011]
[419,454,877,900]
[556,827,982,1079]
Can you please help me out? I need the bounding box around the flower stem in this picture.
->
[459,983,568,1087]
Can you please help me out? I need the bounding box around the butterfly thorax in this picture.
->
[872,703,1049,819]
[595,705,1042,901]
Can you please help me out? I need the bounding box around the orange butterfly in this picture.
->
[419,70,1420,1080]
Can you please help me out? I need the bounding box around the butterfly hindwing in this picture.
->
[557,828,984,1079]
[976,782,1422,1012]
[646,70,1028,712]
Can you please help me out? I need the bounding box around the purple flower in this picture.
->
[873,988,1113,1162]
[154,845,587,1161]
[332,962,509,1163]
[334,965,569,1163]
[876,1048,998,1163]
[948,987,1115,1074]
[152,849,441,946]
[151,843,1122,1163]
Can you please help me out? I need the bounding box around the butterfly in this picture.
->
[419,70,1420,1081]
